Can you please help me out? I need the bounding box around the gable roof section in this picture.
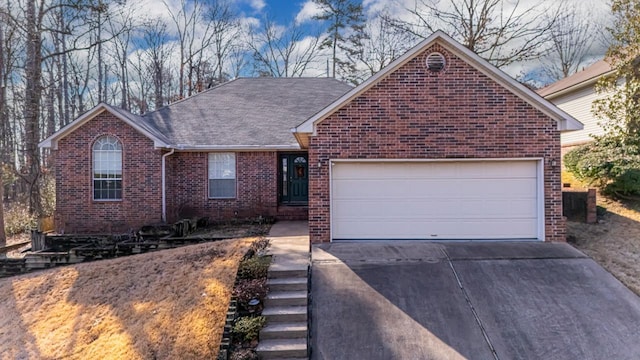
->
[537,60,614,99]
[39,103,171,150]
[40,78,352,151]
[142,78,352,150]
[294,30,583,147]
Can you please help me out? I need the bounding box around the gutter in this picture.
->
[542,71,615,100]
[161,148,175,223]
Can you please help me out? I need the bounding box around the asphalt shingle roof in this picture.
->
[140,77,352,148]
[537,60,613,98]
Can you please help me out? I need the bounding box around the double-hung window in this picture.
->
[208,153,236,198]
[93,135,122,200]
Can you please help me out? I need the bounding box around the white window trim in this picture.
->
[92,135,123,201]
[208,152,237,199]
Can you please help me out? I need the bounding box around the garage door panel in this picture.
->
[455,178,536,197]
[333,178,536,199]
[331,161,540,240]
[333,219,538,240]
[334,198,536,219]
[333,179,460,199]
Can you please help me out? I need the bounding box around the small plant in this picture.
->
[232,316,266,342]
[4,202,37,235]
[250,237,270,253]
[229,348,259,360]
[233,278,268,309]
[237,256,271,280]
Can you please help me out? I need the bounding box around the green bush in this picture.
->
[604,169,640,196]
[4,202,37,236]
[232,316,266,342]
[237,256,271,280]
[564,141,640,196]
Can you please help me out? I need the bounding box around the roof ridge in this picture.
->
[142,78,241,118]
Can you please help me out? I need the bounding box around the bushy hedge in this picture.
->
[564,141,640,196]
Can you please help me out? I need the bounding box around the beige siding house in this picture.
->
[538,60,614,151]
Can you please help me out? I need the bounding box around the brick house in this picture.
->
[41,31,582,243]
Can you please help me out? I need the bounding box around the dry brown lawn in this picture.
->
[568,197,640,295]
[0,238,253,360]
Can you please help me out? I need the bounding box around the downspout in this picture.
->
[161,148,175,223]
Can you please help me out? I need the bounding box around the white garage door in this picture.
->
[331,160,541,240]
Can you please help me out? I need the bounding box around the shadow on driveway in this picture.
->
[310,242,640,360]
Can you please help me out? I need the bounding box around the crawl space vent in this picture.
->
[426,52,446,72]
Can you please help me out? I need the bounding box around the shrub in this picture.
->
[4,202,37,236]
[232,316,266,342]
[249,237,270,253]
[233,278,268,309]
[229,349,259,360]
[564,141,640,196]
[237,256,271,280]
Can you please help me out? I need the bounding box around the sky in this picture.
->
[133,0,612,85]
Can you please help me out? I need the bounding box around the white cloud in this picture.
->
[295,1,323,24]
[249,0,266,11]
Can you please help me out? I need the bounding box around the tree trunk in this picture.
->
[0,163,5,249]
[97,12,103,103]
[24,0,43,216]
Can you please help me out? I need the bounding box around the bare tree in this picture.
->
[165,0,214,98]
[344,12,415,84]
[142,20,173,110]
[206,0,242,84]
[249,18,321,77]
[1,0,127,215]
[105,5,139,110]
[541,6,592,81]
[392,0,560,67]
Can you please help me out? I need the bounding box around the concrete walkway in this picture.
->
[266,221,310,273]
[257,221,310,359]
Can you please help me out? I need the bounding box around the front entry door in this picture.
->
[279,154,308,204]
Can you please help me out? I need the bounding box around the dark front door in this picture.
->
[280,154,308,204]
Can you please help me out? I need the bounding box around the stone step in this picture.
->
[268,277,308,291]
[268,266,308,279]
[260,322,308,340]
[262,305,307,323]
[256,338,307,359]
[265,291,308,307]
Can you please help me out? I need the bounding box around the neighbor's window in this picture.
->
[93,135,122,200]
[209,153,236,198]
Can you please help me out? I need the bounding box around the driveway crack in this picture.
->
[443,249,500,360]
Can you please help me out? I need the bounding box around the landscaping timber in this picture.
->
[0,217,254,278]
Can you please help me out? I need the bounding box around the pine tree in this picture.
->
[312,0,366,80]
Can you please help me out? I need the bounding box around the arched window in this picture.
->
[93,135,122,200]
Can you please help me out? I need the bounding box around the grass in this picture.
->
[0,237,253,360]
[568,197,640,295]
[562,172,640,295]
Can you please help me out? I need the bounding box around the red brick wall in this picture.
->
[308,44,564,243]
[54,111,163,233]
[54,112,308,232]
[166,151,282,222]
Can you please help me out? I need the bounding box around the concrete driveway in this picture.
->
[310,242,640,360]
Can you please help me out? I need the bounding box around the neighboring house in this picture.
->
[538,60,615,154]
[41,31,582,243]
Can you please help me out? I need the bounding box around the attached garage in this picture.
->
[330,160,543,241]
